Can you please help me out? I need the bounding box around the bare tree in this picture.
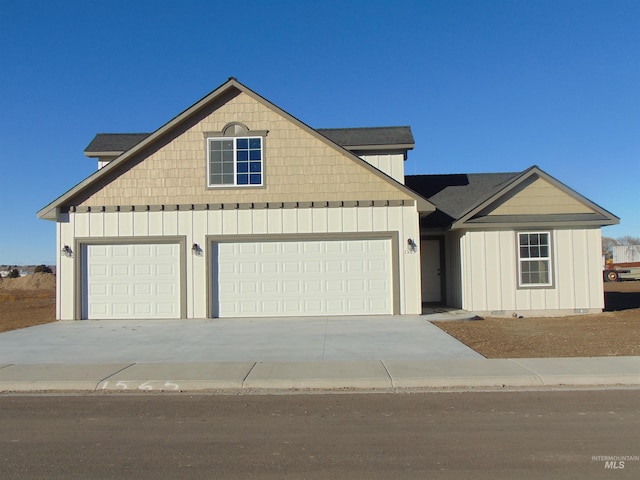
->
[617,235,640,245]
[601,236,618,260]
[602,235,640,260]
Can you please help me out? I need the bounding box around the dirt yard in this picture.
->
[0,273,56,333]
[434,281,640,358]
[0,274,638,357]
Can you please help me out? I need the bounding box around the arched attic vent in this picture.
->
[222,122,249,136]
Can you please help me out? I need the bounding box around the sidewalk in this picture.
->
[1,357,639,392]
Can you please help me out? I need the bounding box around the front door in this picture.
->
[421,238,444,303]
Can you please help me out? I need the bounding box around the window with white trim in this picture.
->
[207,136,263,187]
[518,232,552,287]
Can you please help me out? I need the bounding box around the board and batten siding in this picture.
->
[458,228,604,315]
[57,204,421,320]
[359,153,405,184]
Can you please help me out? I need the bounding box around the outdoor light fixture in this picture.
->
[407,238,417,253]
[191,243,201,255]
[61,245,73,257]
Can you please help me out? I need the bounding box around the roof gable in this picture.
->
[406,166,619,229]
[39,78,433,219]
[481,176,593,216]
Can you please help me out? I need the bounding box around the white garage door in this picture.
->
[215,238,393,317]
[83,243,181,319]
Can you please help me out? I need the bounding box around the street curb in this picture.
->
[0,357,638,393]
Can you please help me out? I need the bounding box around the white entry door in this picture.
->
[83,243,181,319]
[214,238,393,317]
[421,238,443,303]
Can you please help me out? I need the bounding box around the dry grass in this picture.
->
[0,288,56,333]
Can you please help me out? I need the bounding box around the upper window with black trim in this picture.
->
[208,136,263,187]
[518,232,552,287]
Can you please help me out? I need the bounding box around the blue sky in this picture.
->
[1,0,638,265]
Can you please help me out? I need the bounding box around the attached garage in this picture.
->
[80,241,184,319]
[211,236,398,317]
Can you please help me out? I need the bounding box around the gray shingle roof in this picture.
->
[84,127,414,155]
[316,126,414,148]
[84,133,151,154]
[405,172,520,226]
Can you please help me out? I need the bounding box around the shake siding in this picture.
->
[77,92,411,208]
[488,177,592,216]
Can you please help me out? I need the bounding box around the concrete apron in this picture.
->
[0,314,482,364]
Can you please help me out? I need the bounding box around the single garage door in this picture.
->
[83,243,181,319]
[214,238,393,317]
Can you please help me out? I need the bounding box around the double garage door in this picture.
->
[82,238,393,319]
[215,238,393,317]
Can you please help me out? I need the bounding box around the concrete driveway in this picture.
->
[0,315,483,364]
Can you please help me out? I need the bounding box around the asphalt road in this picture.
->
[1,390,638,479]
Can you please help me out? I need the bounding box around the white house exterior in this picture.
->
[39,79,432,320]
[39,78,618,321]
[406,167,618,317]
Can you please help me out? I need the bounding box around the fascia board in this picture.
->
[342,143,415,151]
[455,219,619,230]
[84,151,124,158]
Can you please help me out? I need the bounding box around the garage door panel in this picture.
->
[112,284,129,296]
[90,304,108,316]
[112,264,130,276]
[134,304,152,315]
[262,281,280,294]
[157,283,176,295]
[157,303,177,315]
[112,245,129,257]
[112,303,130,315]
[215,238,393,317]
[261,262,279,274]
[84,243,181,319]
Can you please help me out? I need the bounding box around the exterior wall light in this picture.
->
[61,245,73,257]
[192,243,202,256]
[407,238,418,254]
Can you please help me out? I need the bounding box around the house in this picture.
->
[405,169,618,316]
[38,78,618,320]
